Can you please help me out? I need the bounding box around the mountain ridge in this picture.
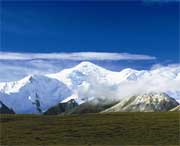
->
[0,61,180,114]
[0,75,71,113]
[102,92,179,112]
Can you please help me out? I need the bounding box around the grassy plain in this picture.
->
[0,112,179,146]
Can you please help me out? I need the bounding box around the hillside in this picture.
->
[71,100,118,114]
[44,99,78,115]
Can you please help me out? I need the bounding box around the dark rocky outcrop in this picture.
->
[44,99,78,115]
[0,101,15,114]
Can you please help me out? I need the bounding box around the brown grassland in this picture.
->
[0,112,179,146]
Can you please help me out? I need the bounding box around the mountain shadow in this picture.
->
[0,101,15,114]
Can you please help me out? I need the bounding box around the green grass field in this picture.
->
[0,112,179,146]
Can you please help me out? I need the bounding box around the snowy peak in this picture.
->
[119,68,139,80]
[118,68,149,81]
[74,61,108,72]
[0,75,72,114]
[0,75,57,94]
[75,61,99,69]
[62,61,110,79]
[49,61,110,76]
[0,75,31,94]
[47,61,112,88]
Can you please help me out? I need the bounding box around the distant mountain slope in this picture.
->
[103,93,179,112]
[169,105,180,112]
[44,99,78,115]
[71,99,118,114]
[0,101,15,114]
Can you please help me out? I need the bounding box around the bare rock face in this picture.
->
[103,92,179,112]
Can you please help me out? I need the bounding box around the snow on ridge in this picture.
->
[0,74,72,113]
[0,75,32,94]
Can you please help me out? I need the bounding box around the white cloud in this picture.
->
[74,63,180,103]
[0,52,156,60]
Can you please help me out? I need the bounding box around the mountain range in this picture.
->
[0,61,179,114]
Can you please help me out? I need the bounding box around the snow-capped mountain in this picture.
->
[47,61,180,104]
[47,62,123,103]
[0,75,71,113]
[102,92,179,112]
[47,61,121,86]
[0,61,179,114]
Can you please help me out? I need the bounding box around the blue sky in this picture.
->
[1,1,179,61]
[0,1,179,81]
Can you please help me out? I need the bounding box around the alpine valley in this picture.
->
[0,61,180,114]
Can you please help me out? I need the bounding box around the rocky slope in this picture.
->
[169,105,180,111]
[44,99,78,115]
[103,92,179,112]
[71,99,118,114]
